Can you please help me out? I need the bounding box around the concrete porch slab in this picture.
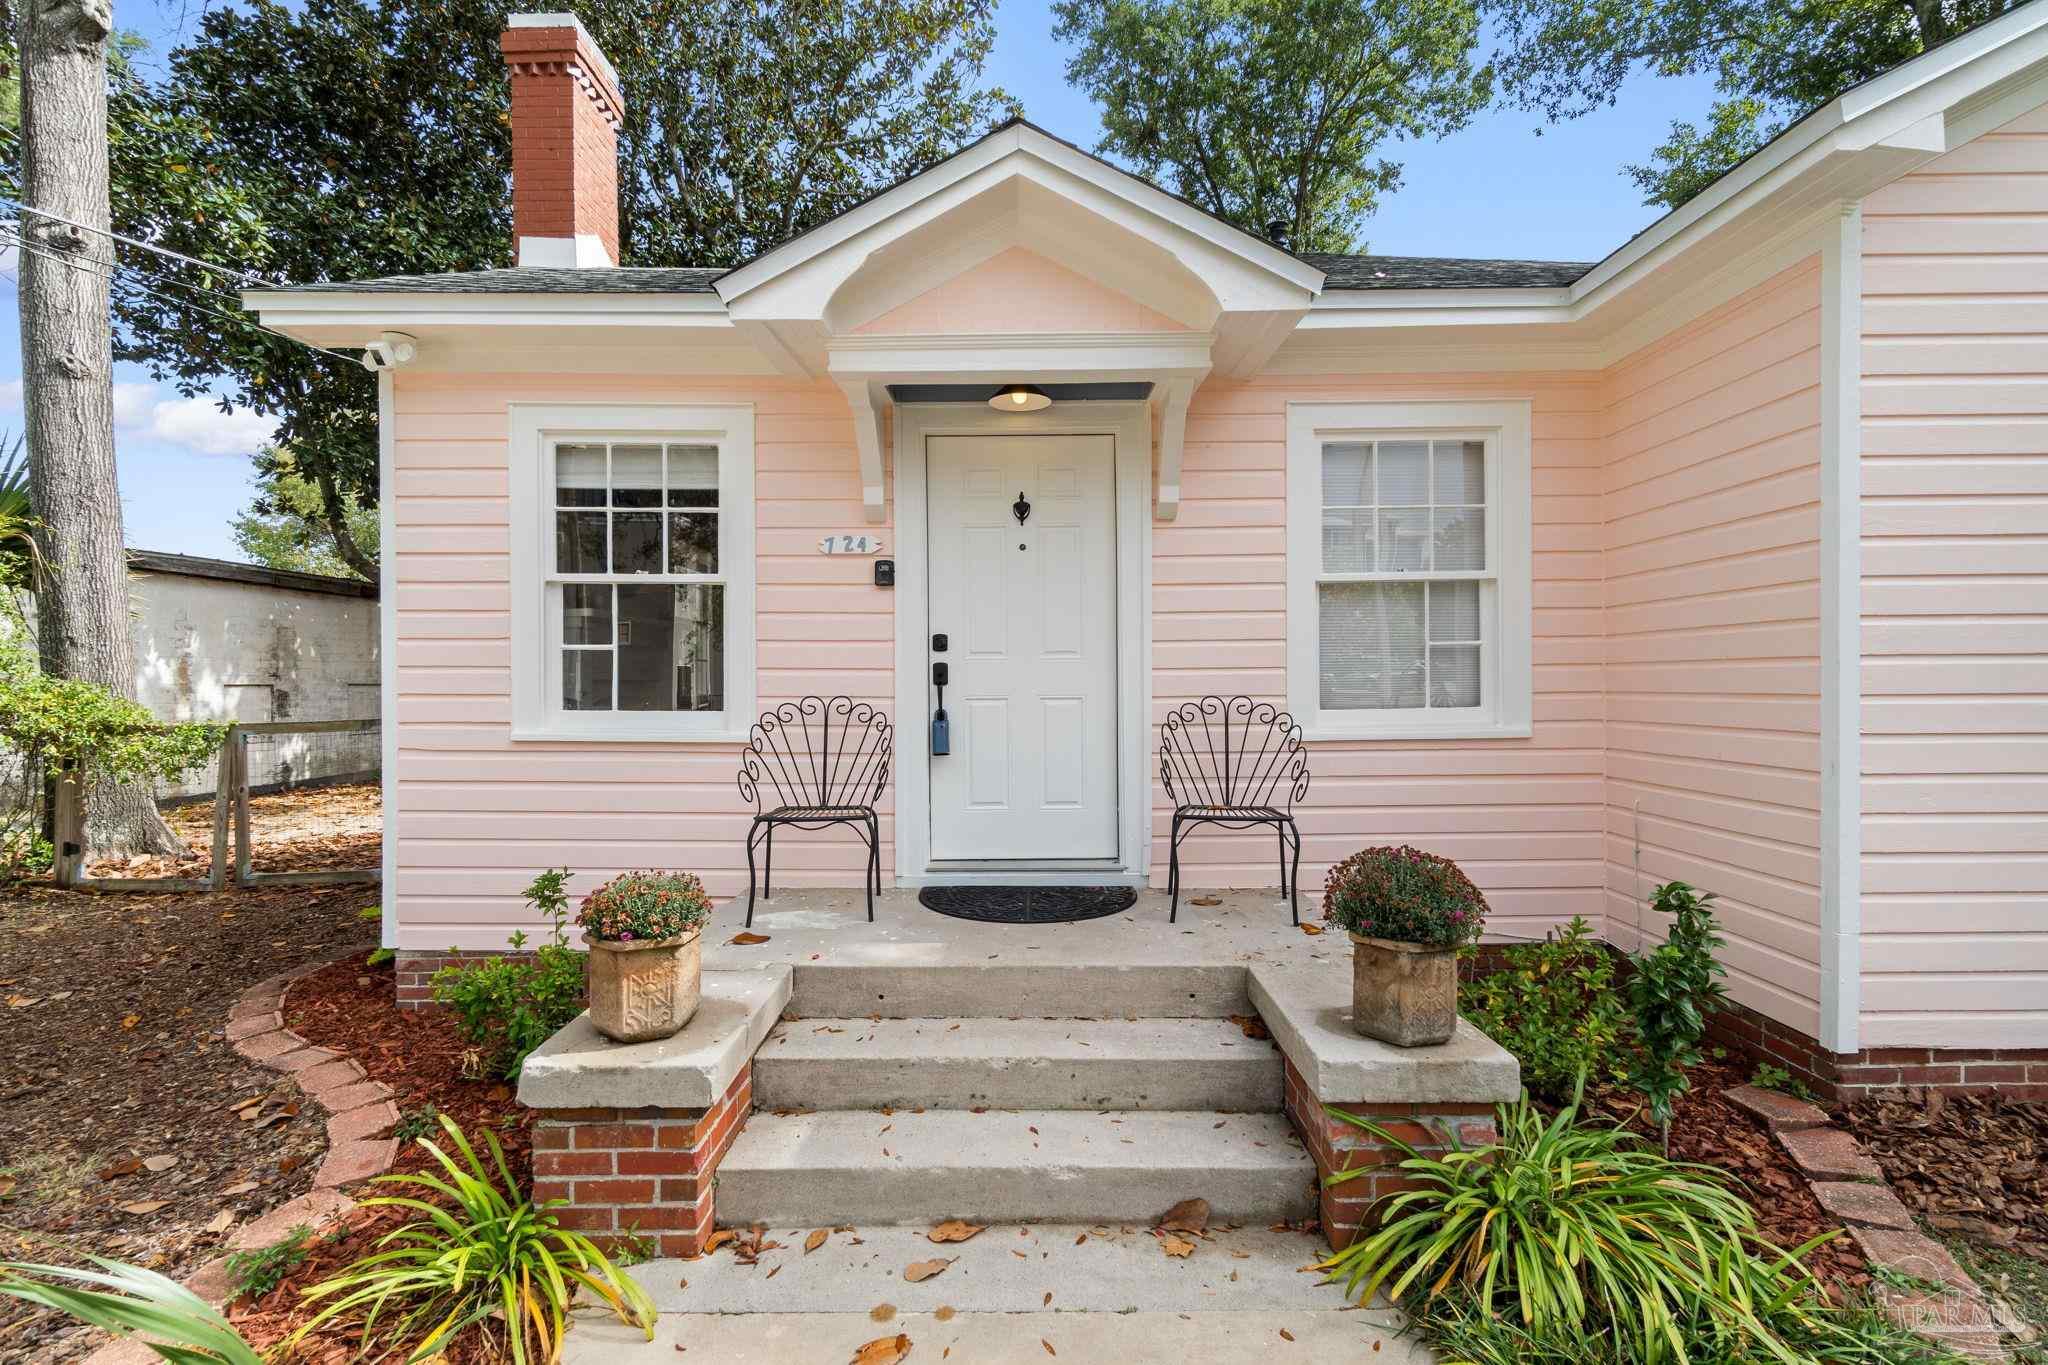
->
[1249,967,1520,1104]
[517,967,791,1110]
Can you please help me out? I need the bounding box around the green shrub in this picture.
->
[575,868,712,943]
[0,1255,262,1363]
[223,1225,313,1301]
[1459,916,1631,1101]
[1319,1089,1836,1364]
[1322,844,1488,947]
[391,1104,441,1143]
[1630,881,1730,1140]
[432,868,587,1080]
[293,1114,655,1364]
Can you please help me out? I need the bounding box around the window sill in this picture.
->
[508,727,748,745]
[1299,718,1533,743]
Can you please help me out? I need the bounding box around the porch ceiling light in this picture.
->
[990,383,1051,413]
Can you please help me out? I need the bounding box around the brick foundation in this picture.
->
[1281,1057,1497,1250]
[394,949,545,1010]
[529,1062,751,1258]
[1706,997,2048,1103]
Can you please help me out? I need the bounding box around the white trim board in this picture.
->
[377,371,399,949]
[891,402,1154,884]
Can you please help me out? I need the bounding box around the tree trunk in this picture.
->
[18,0,183,859]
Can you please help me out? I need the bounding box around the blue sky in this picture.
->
[0,0,1721,564]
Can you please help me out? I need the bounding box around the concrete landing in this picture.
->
[564,1222,1431,1363]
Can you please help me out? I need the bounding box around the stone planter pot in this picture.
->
[1350,933,1458,1048]
[583,928,702,1044]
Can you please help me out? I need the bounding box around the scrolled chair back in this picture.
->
[1159,695,1309,812]
[737,695,892,811]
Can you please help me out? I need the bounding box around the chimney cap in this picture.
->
[504,12,618,97]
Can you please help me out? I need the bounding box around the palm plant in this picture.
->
[1319,1089,1837,1364]
[292,1114,655,1363]
[0,430,36,586]
[0,1255,262,1363]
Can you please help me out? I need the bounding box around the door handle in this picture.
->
[930,661,950,756]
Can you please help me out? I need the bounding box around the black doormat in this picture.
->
[917,885,1137,925]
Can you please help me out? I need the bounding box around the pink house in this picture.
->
[251,3,2048,1115]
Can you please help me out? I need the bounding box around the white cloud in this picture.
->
[112,382,157,429]
[0,378,19,412]
[142,394,276,457]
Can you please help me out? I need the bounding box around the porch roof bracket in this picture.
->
[839,379,888,523]
[1154,376,1197,521]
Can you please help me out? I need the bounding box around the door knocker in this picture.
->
[1013,491,1031,525]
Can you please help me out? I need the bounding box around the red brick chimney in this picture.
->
[500,13,623,268]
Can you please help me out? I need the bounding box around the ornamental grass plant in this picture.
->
[1322,844,1488,948]
[575,869,713,943]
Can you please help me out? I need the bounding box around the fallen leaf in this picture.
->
[904,1258,953,1282]
[765,1265,781,1280]
[1042,1292,1052,1306]
[934,1306,956,1322]
[121,1014,141,1029]
[703,1229,738,1254]
[1073,1233,1087,1245]
[1227,1014,1270,1041]
[1042,1341,1056,1356]
[0,1176,15,1197]
[728,932,771,946]
[1299,923,1325,936]
[870,1304,896,1323]
[143,1155,178,1173]
[218,1181,260,1196]
[806,1229,829,1253]
[1157,1198,1210,1234]
[97,1158,143,1181]
[120,1200,172,1215]
[1160,1236,1195,1258]
[6,995,39,1008]
[1190,895,1222,907]
[928,1220,983,1244]
[851,1333,911,1365]
[205,1209,235,1234]
[1280,1328,1295,1341]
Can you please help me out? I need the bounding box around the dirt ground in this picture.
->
[86,781,381,881]
[0,784,380,1362]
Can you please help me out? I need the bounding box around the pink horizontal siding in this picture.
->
[1600,258,1826,1038]
[1157,376,1610,944]
[1856,105,2048,1049]
[388,373,888,949]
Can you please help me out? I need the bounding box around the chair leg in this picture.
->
[1168,814,1182,923]
[763,823,774,901]
[745,822,761,928]
[1276,823,1288,902]
[863,817,877,922]
[1287,821,1302,926]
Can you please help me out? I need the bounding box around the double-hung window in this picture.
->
[1286,401,1532,740]
[510,405,754,740]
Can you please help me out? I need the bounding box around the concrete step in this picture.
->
[787,961,1254,1019]
[715,1108,1317,1228]
[752,1016,1284,1112]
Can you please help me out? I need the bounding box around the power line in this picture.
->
[1,197,273,289]
[3,230,365,368]
[0,224,251,311]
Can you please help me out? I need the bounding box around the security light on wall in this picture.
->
[990,384,1051,413]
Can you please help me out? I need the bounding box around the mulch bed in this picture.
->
[1583,1061,1870,1292]
[1842,1089,2048,1263]
[217,954,540,1362]
[0,879,372,1363]
[89,783,382,881]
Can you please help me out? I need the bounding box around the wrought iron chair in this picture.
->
[1160,696,1310,924]
[737,696,892,926]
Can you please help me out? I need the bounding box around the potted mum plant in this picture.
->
[577,870,713,1043]
[1322,846,1487,1047]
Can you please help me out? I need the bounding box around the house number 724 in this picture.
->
[817,534,885,555]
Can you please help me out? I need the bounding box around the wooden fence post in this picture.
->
[52,761,85,888]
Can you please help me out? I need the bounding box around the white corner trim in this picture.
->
[376,371,398,950]
[837,379,888,523]
[505,402,756,743]
[1818,203,1864,1056]
[1284,399,1534,743]
[1153,377,1197,520]
[517,234,616,269]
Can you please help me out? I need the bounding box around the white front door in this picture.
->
[926,433,1119,861]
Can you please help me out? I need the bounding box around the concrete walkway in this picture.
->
[564,1221,1434,1363]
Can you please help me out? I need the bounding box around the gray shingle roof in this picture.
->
[290,266,727,294]
[1302,253,1593,290]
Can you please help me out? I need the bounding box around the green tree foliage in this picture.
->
[231,447,379,582]
[48,0,1015,579]
[1484,0,2027,207]
[1629,880,1730,1142]
[1052,0,1491,252]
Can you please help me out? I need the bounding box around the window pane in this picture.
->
[562,584,612,645]
[1321,508,1374,573]
[556,444,607,507]
[611,444,663,508]
[556,510,607,573]
[667,445,719,508]
[612,511,662,574]
[1433,507,1485,571]
[1431,644,1481,707]
[562,650,612,710]
[668,511,718,573]
[611,583,725,713]
[1319,582,1425,710]
[1377,509,1431,572]
[1428,581,1480,642]
[1434,440,1485,504]
[1378,441,1429,505]
[1321,442,1372,506]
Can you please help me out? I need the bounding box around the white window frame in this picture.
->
[509,403,755,742]
[1286,400,1532,741]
